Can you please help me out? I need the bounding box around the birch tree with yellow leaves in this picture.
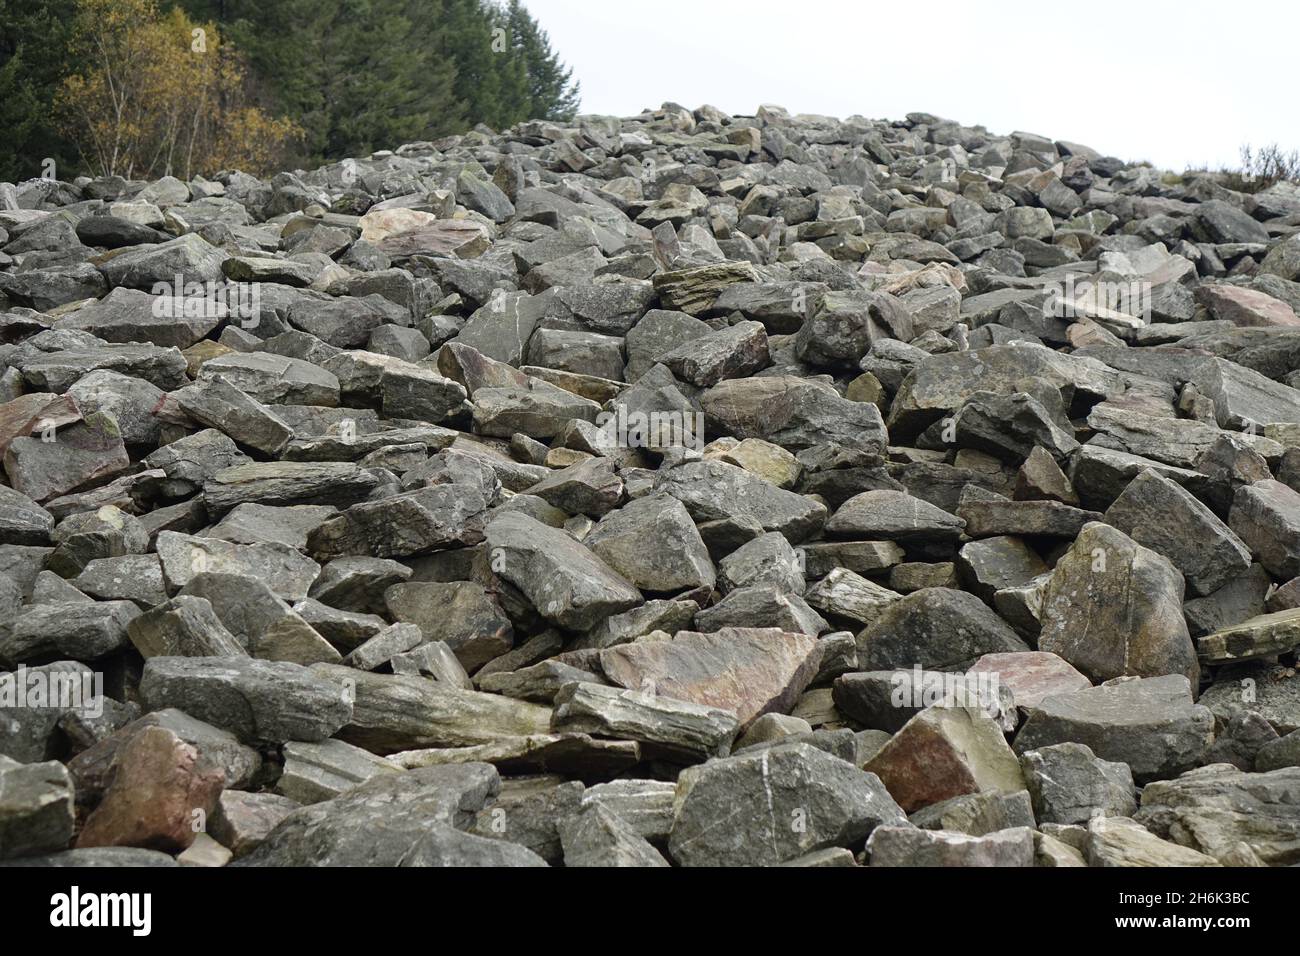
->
[58,0,299,179]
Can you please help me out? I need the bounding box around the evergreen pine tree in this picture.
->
[506,0,579,121]
[0,0,81,182]
[441,0,503,129]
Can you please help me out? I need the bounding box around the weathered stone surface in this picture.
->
[856,587,1030,671]
[959,495,1102,538]
[1105,469,1251,596]
[585,494,714,593]
[1134,764,1300,865]
[653,261,757,316]
[659,319,768,387]
[57,287,222,348]
[551,681,738,763]
[72,554,167,608]
[864,705,1026,812]
[1038,522,1198,687]
[176,376,295,456]
[888,344,1121,439]
[867,825,1035,867]
[308,484,489,560]
[96,233,227,289]
[277,738,401,804]
[718,531,803,593]
[577,779,674,843]
[485,512,641,631]
[826,490,964,544]
[599,627,821,730]
[1230,479,1300,580]
[139,656,352,745]
[203,462,377,516]
[76,726,224,852]
[559,803,669,867]
[966,651,1091,710]
[469,778,584,863]
[1084,815,1220,867]
[3,600,138,665]
[384,582,511,672]
[400,822,549,867]
[210,791,300,858]
[956,536,1047,603]
[11,94,1300,870]
[527,456,625,517]
[1199,663,1300,734]
[157,531,320,601]
[0,759,75,860]
[1020,743,1136,825]
[1198,609,1300,664]
[313,665,551,754]
[800,540,905,579]
[237,763,500,866]
[805,568,901,625]
[1014,675,1214,783]
[702,375,888,455]
[179,572,338,664]
[0,847,178,867]
[693,584,827,636]
[0,665,87,764]
[390,640,473,688]
[340,622,425,672]
[4,412,130,503]
[1256,730,1300,772]
[126,596,247,659]
[834,668,1015,734]
[669,742,906,866]
[908,789,1035,836]
[654,459,827,544]
[391,733,640,779]
[67,708,260,803]
[794,290,912,368]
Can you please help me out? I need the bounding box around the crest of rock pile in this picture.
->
[2,104,1300,867]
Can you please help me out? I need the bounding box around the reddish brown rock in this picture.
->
[598,627,821,730]
[966,651,1092,709]
[1195,284,1300,328]
[76,726,225,852]
[0,392,81,457]
[864,705,1025,813]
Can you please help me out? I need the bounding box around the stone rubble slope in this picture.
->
[2,103,1300,868]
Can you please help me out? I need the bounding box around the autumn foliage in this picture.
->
[57,0,300,179]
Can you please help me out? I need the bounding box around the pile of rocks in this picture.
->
[2,104,1300,867]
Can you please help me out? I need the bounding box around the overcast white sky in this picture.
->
[525,0,1299,172]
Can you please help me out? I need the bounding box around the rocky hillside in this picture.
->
[2,105,1300,868]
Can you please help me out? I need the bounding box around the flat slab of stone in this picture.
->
[389,733,641,781]
[311,665,551,754]
[1013,675,1214,783]
[1135,764,1300,865]
[277,738,402,804]
[598,627,821,731]
[1197,609,1300,664]
[551,681,738,763]
[1084,815,1220,867]
[867,825,1035,867]
[966,651,1091,710]
[139,656,353,745]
